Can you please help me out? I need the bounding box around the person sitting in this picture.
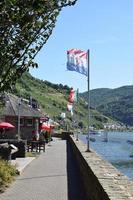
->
[32,130,36,141]
[44,131,50,143]
[39,129,45,142]
[32,131,39,141]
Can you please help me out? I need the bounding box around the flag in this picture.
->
[74,89,78,103]
[60,112,66,119]
[67,102,73,111]
[67,88,78,116]
[68,88,75,103]
[67,49,87,76]
[67,103,74,116]
[67,89,74,116]
[68,88,78,104]
[67,102,73,112]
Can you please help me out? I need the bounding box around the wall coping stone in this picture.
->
[70,135,133,200]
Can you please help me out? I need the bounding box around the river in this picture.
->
[79,131,133,180]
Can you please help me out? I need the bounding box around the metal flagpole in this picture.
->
[86,49,91,152]
[76,88,79,141]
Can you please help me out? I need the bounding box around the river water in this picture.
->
[79,131,133,180]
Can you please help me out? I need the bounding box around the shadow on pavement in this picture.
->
[66,140,89,200]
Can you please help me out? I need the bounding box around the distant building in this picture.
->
[103,122,126,130]
[0,93,45,140]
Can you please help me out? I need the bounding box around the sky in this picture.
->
[30,0,133,92]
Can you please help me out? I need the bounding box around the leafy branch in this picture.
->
[0,0,77,92]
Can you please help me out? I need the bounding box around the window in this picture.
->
[20,118,24,126]
[26,118,33,126]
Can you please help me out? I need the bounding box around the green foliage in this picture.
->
[12,72,110,130]
[0,159,17,192]
[0,0,77,92]
[78,121,84,129]
[81,86,133,126]
[0,101,5,115]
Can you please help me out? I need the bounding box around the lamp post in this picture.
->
[35,118,39,140]
[17,98,21,140]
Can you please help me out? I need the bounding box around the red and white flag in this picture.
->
[67,88,77,116]
[68,88,75,103]
[67,49,87,76]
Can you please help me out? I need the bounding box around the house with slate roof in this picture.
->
[0,93,45,140]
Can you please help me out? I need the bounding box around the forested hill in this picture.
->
[10,72,114,130]
[81,86,133,126]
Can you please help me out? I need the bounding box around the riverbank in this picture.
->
[79,131,133,180]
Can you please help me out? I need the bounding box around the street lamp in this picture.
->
[17,98,21,140]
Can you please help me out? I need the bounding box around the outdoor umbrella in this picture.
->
[41,124,51,131]
[0,122,15,129]
[50,125,55,129]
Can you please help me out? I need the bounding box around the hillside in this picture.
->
[81,86,133,126]
[9,72,114,130]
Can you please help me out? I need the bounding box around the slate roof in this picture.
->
[4,94,45,118]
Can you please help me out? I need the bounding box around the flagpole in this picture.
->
[76,88,79,141]
[86,49,91,152]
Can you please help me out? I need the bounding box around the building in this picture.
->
[0,93,45,140]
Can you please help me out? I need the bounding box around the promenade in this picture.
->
[0,138,88,200]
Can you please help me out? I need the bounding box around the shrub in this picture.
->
[0,159,17,192]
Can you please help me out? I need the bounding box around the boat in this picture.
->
[90,137,96,142]
[127,140,133,145]
[90,129,103,135]
[129,153,133,158]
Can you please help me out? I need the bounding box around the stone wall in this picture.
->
[65,134,133,200]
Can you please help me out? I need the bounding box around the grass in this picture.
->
[26,151,40,157]
[0,151,40,193]
[0,159,17,193]
[14,72,114,129]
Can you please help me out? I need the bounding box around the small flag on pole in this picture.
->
[67,103,73,111]
[74,89,78,103]
[67,88,78,116]
[68,88,75,103]
[67,49,87,76]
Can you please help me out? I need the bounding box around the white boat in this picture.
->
[90,129,103,135]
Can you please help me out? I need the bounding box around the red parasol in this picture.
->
[50,125,55,129]
[0,122,15,129]
[41,124,51,131]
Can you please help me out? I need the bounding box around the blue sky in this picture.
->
[30,0,133,92]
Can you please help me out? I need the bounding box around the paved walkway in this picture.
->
[0,138,88,200]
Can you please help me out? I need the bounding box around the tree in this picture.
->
[0,0,77,92]
[78,121,84,129]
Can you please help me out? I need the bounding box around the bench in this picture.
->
[9,144,18,160]
[0,139,26,158]
[0,143,18,161]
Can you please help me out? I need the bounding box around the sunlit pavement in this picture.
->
[0,137,88,200]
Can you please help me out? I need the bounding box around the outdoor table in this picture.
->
[27,140,45,152]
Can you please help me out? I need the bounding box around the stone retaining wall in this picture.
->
[66,134,133,200]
